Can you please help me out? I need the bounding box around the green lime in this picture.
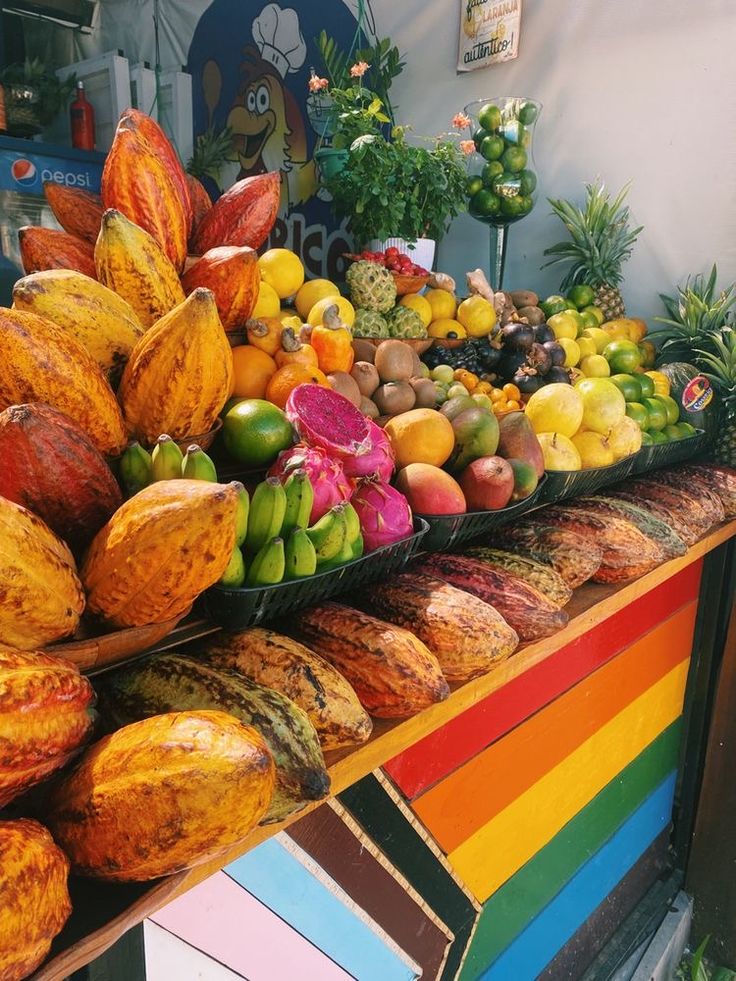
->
[662,424,682,441]
[581,304,605,326]
[676,421,697,438]
[492,172,521,197]
[625,402,649,430]
[649,430,668,444]
[222,398,294,467]
[478,103,502,131]
[519,169,537,195]
[500,195,525,218]
[643,397,667,432]
[539,295,568,318]
[221,395,245,418]
[518,102,538,125]
[580,310,601,329]
[480,135,505,160]
[501,145,527,173]
[517,195,534,215]
[637,373,656,398]
[610,373,642,402]
[482,160,504,185]
[640,431,654,446]
[603,339,643,374]
[473,128,490,150]
[653,393,679,426]
[567,284,595,309]
[466,175,484,197]
[470,188,501,216]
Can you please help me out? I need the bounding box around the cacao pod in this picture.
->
[97,653,329,824]
[605,489,698,546]
[192,171,281,254]
[181,246,260,331]
[102,112,188,269]
[200,628,373,751]
[678,463,736,518]
[0,404,122,553]
[0,307,128,456]
[463,546,573,607]
[45,710,275,881]
[95,208,185,329]
[0,646,95,807]
[491,524,603,588]
[636,473,725,527]
[12,269,143,378]
[573,497,687,560]
[18,225,96,278]
[119,288,233,445]
[43,181,103,244]
[0,496,85,650]
[186,173,213,241]
[0,819,71,980]
[81,479,239,627]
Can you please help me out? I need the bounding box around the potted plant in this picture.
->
[1,59,76,138]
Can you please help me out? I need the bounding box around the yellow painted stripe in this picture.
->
[449,660,689,902]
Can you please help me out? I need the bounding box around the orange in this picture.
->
[266,363,329,409]
[383,408,455,468]
[231,345,277,399]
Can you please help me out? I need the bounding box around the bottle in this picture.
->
[70,80,95,150]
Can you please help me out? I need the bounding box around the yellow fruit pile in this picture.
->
[412,289,497,340]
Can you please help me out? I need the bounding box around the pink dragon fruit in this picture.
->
[350,477,414,553]
[268,443,351,523]
[285,384,372,463]
[341,420,395,482]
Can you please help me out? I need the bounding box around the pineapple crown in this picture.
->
[696,326,736,402]
[653,264,736,360]
[542,180,643,292]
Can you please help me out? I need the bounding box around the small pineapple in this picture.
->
[346,261,397,313]
[543,180,643,321]
[697,327,736,465]
[353,308,389,338]
[385,305,426,339]
[654,265,736,363]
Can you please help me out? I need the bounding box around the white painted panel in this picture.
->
[144,920,246,981]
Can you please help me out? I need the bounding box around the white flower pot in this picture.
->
[367,237,436,271]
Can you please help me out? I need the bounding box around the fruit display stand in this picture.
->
[26,517,736,981]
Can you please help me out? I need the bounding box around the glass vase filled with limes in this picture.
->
[463,97,541,289]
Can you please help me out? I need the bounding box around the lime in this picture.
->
[500,195,525,218]
[653,393,679,425]
[473,128,490,150]
[222,398,294,467]
[662,424,682,441]
[638,340,657,369]
[517,195,534,215]
[519,169,537,195]
[478,103,502,131]
[480,135,505,160]
[579,310,601,330]
[640,431,654,446]
[518,102,538,125]
[643,397,667,432]
[470,188,501,216]
[676,422,697,438]
[540,295,568,318]
[567,284,595,309]
[649,430,668,444]
[625,402,649,430]
[466,175,483,196]
[603,339,643,374]
[582,305,605,326]
[637,373,656,399]
[481,160,504,185]
[610,373,642,402]
[501,145,527,173]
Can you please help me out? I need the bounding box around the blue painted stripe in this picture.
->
[227,836,417,981]
[481,772,676,981]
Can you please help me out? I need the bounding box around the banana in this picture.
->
[351,533,365,560]
[119,440,153,496]
[342,502,362,545]
[281,469,314,537]
[151,434,184,481]
[245,536,285,587]
[307,504,348,563]
[318,536,355,573]
[284,528,317,579]
[181,443,218,481]
[234,484,250,547]
[218,545,246,588]
[245,478,287,553]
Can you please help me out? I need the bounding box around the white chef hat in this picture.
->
[252,4,307,78]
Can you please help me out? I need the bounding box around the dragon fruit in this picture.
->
[341,420,395,482]
[350,478,413,553]
[285,384,372,463]
[268,443,351,523]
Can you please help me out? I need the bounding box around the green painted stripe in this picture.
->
[459,718,682,980]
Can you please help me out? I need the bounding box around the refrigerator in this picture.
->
[0,135,106,304]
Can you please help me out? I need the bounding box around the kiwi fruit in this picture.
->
[409,377,439,408]
[374,339,415,383]
[351,361,380,397]
[372,381,416,416]
[327,371,362,407]
[352,339,376,363]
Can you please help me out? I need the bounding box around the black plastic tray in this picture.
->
[202,518,429,630]
[416,476,546,552]
[540,454,637,504]
[631,429,707,475]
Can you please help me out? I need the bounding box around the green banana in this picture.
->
[119,441,152,496]
[343,502,362,544]
[350,533,364,560]
[284,528,317,579]
[318,536,355,573]
[307,504,348,563]
[281,469,314,537]
[245,478,287,553]
[151,434,184,481]
[245,536,285,587]
[181,443,218,481]
[234,484,250,548]
[218,545,246,588]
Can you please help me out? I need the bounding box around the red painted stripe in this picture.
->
[385,560,702,800]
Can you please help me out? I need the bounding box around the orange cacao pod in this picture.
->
[121,108,192,232]
[18,225,96,278]
[43,181,103,244]
[192,171,280,254]
[186,172,213,240]
[181,246,260,331]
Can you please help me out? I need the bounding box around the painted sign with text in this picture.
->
[458,0,522,72]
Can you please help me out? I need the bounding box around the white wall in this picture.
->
[371,0,736,319]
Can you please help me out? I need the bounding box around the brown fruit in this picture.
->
[463,547,573,608]
[180,246,260,331]
[327,371,362,407]
[193,171,281,254]
[352,339,377,363]
[493,524,602,588]
[43,181,103,243]
[372,381,416,416]
[18,226,96,278]
[360,396,380,419]
[351,361,380,396]
[409,377,439,408]
[374,339,415,382]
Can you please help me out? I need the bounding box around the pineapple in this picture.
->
[654,265,736,363]
[697,328,736,465]
[543,181,642,320]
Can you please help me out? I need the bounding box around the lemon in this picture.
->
[608,416,642,460]
[399,292,433,328]
[428,318,467,339]
[582,305,605,326]
[457,295,497,337]
[576,336,597,360]
[581,327,610,353]
[558,337,581,367]
[525,384,584,438]
[307,294,356,327]
[580,354,611,377]
[536,432,582,471]
[425,288,457,322]
[258,249,305,300]
[295,278,340,319]
[251,281,281,319]
[572,431,614,469]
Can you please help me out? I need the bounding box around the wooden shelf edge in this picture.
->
[31,520,736,981]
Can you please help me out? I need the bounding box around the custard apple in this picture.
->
[346,260,397,313]
[386,305,427,339]
[353,308,390,338]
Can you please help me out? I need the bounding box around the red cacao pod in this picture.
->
[43,182,104,244]
[192,171,280,254]
[186,173,213,242]
[180,246,259,331]
[19,226,96,278]
[0,403,122,552]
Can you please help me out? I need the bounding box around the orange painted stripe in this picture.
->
[413,601,697,854]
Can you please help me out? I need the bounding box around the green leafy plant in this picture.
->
[654,265,736,361]
[186,126,234,183]
[328,87,390,149]
[1,59,76,127]
[314,31,405,121]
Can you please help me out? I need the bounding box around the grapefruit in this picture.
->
[295,279,339,319]
[525,384,584,438]
[577,378,626,434]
